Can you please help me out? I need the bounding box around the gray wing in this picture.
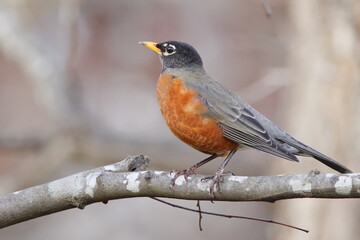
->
[185,78,299,162]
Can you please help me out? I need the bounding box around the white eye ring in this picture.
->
[163,44,176,56]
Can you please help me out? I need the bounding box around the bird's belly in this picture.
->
[156,74,238,155]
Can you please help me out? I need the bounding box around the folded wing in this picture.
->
[185,78,298,162]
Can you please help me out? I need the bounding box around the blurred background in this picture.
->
[0,0,359,239]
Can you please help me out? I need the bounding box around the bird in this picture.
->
[140,40,352,196]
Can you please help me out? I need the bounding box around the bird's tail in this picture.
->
[283,136,352,173]
[312,155,352,174]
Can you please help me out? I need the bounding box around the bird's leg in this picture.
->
[202,150,237,198]
[170,154,219,188]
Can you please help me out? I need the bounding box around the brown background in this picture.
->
[0,0,359,239]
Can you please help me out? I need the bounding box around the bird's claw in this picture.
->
[201,170,235,198]
[201,175,221,198]
[223,171,236,176]
[169,167,196,189]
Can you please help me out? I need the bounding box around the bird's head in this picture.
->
[140,41,203,72]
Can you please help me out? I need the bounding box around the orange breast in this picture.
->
[156,73,238,155]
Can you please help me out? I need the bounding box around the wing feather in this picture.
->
[185,78,298,162]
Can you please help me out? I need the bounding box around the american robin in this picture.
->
[140,40,352,196]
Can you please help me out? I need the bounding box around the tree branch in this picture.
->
[0,155,358,229]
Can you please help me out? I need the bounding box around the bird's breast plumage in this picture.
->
[156,73,238,155]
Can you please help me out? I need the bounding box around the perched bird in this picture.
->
[140,40,352,196]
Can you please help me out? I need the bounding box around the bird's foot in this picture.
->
[169,166,197,189]
[201,170,235,198]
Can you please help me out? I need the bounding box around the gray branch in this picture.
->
[0,155,359,229]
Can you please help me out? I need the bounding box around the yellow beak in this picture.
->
[139,41,161,54]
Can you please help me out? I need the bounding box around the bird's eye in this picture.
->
[166,46,175,53]
[164,44,176,55]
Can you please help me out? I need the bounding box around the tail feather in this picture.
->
[280,136,352,173]
[312,155,352,174]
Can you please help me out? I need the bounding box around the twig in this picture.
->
[196,200,203,231]
[150,197,309,233]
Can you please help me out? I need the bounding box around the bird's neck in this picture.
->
[162,66,207,78]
